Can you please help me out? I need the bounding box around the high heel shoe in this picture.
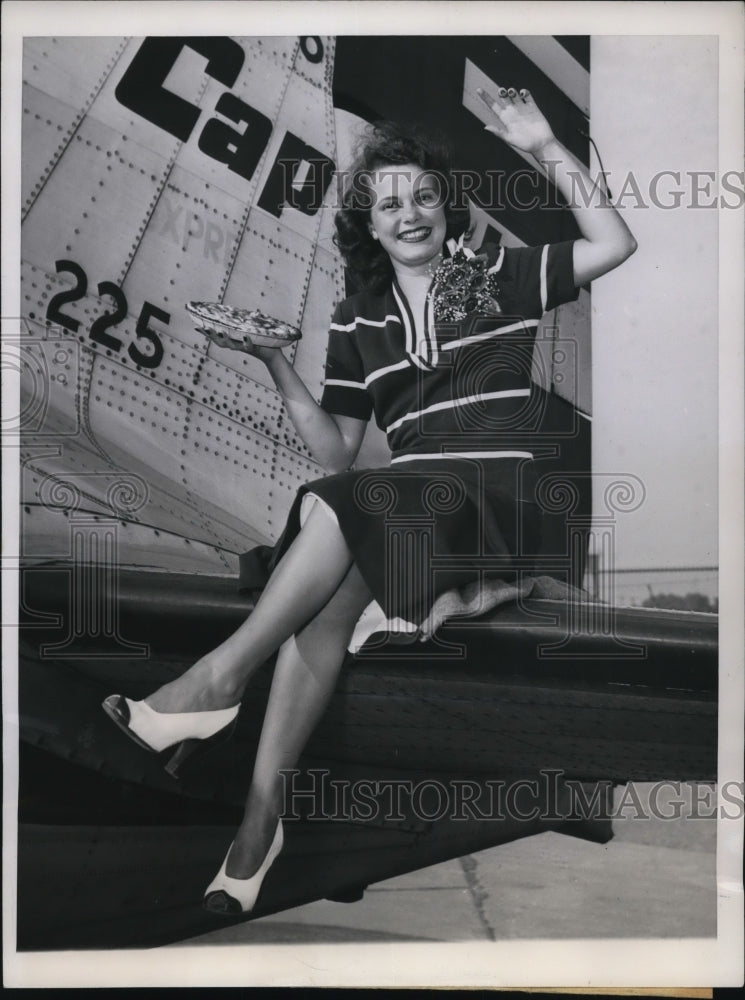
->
[101,694,239,778]
[203,821,284,916]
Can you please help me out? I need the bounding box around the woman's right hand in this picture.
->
[204,323,364,472]
[202,327,280,365]
[477,86,555,157]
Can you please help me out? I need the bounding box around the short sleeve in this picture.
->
[319,302,374,421]
[498,240,579,317]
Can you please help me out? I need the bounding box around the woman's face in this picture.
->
[367,163,447,276]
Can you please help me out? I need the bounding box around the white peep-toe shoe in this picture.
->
[203,821,284,916]
[102,694,239,778]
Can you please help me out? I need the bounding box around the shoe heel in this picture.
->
[164,717,238,778]
[164,739,201,778]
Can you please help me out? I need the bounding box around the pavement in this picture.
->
[177,782,718,945]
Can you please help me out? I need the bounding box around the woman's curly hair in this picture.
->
[334,121,471,293]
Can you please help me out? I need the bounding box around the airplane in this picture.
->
[10,32,717,950]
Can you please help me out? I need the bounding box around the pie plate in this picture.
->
[186,302,301,347]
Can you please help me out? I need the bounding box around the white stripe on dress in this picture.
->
[386,388,530,434]
[330,315,401,333]
[487,246,505,273]
[391,450,534,464]
[540,244,549,314]
[441,318,538,350]
[392,283,429,371]
[325,378,366,390]
[365,359,411,387]
[424,284,439,368]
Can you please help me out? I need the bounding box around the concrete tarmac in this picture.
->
[177,783,718,945]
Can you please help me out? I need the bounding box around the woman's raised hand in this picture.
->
[477,87,555,156]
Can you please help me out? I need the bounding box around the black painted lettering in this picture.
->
[257,132,335,218]
[299,37,324,63]
[198,92,272,182]
[129,302,168,369]
[115,37,245,142]
[46,260,87,333]
[90,280,126,351]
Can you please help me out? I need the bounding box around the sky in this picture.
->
[590,36,721,577]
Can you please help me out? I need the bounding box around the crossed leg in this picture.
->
[140,499,374,878]
[146,501,360,714]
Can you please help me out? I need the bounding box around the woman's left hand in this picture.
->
[477,87,555,156]
[201,326,280,364]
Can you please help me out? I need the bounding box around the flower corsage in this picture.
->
[431,235,502,324]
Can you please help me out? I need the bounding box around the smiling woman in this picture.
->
[102,95,637,917]
[334,122,471,292]
[367,166,447,269]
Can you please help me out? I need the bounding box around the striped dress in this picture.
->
[272,239,579,628]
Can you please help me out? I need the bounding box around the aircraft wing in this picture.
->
[17,566,716,950]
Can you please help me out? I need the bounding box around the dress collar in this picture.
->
[391,276,436,371]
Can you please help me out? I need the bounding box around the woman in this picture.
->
[103,87,636,915]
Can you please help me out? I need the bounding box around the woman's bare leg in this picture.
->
[147,503,356,713]
[224,562,372,878]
